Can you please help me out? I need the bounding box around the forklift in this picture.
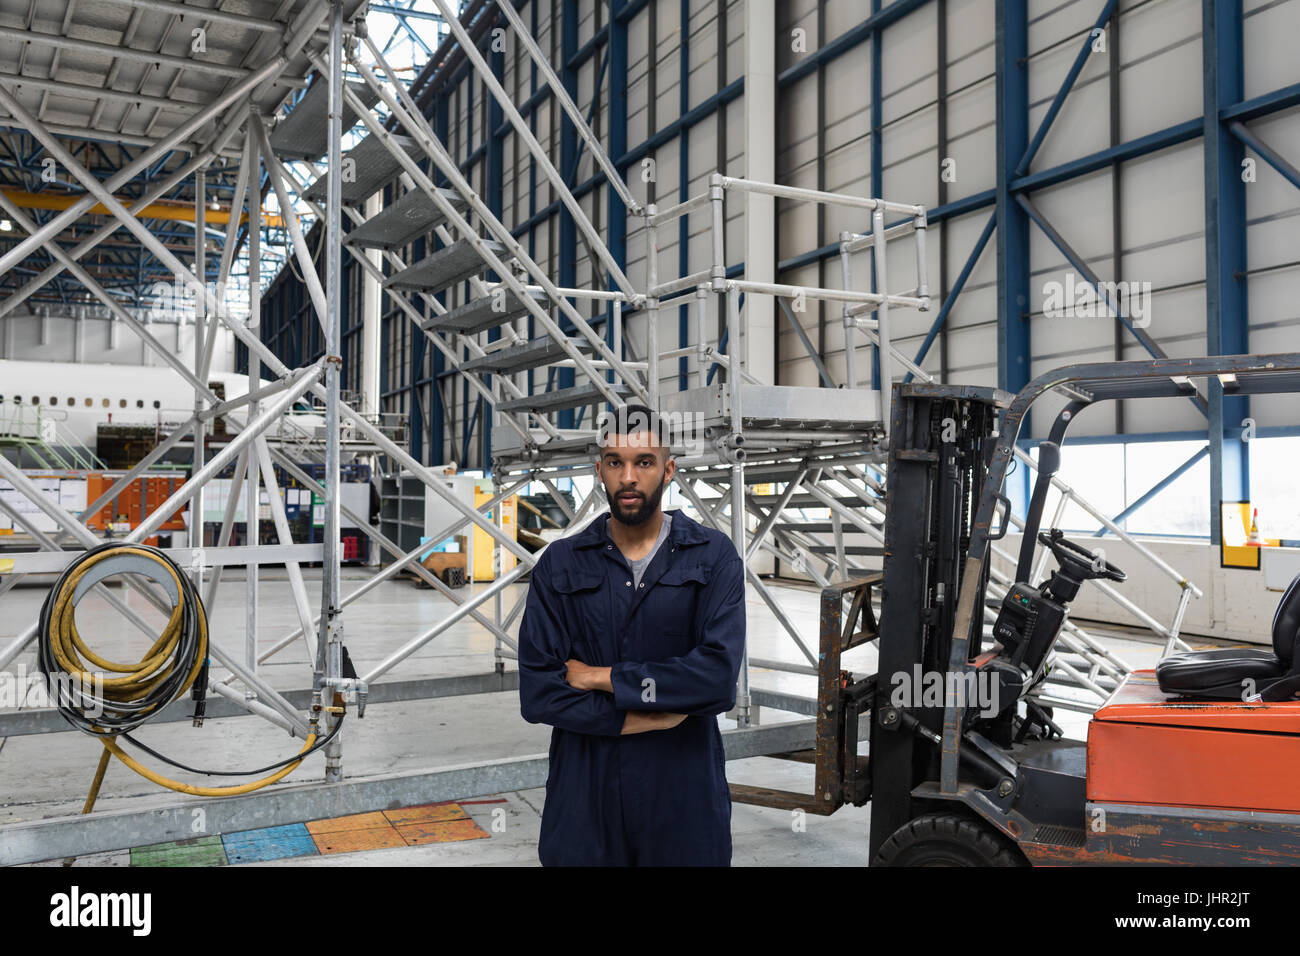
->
[769,353,1300,865]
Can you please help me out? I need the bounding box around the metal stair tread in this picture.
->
[387,238,506,295]
[458,337,592,374]
[345,187,469,250]
[497,383,632,415]
[420,288,546,336]
[304,133,424,204]
[269,79,380,162]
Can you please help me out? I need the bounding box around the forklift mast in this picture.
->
[869,383,1010,859]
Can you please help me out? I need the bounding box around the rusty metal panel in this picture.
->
[1023,803,1300,865]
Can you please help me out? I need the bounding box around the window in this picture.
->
[152,400,160,409]
[84,398,92,407]
[136,400,144,408]
[1036,443,1125,534]
[1250,437,1300,540]
[119,399,127,408]
[67,397,74,405]
[48,396,56,405]
[1123,441,1209,536]
[101,398,109,408]
[1034,440,1210,538]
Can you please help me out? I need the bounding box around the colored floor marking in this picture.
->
[383,802,470,825]
[222,823,319,864]
[126,800,497,864]
[131,835,227,867]
[305,810,392,833]
[309,825,408,855]
[395,817,490,846]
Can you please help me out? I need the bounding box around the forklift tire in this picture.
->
[872,811,1028,867]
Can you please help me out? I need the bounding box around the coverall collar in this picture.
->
[572,507,709,550]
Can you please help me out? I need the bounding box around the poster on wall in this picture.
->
[1220,500,1280,570]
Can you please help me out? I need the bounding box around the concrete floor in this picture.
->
[0,565,1180,866]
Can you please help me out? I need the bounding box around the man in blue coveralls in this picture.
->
[518,403,747,866]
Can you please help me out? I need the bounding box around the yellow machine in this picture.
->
[472,483,517,581]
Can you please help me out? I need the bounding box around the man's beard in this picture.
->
[605,473,666,526]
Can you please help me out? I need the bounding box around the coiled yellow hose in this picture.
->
[38,543,320,806]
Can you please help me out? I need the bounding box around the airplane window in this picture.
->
[84,398,92,407]
[30,396,39,404]
[153,400,160,409]
[136,400,144,408]
[119,399,127,408]
[102,398,109,408]
[49,397,56,405]
[67,397,74,406]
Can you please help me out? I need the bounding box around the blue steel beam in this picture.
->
[1015,193,1204,409]
[609,0,629,392]
[777,0,931,86]
[1204,0,1250,545]
[678,0,690,393]
[557,0,578,429]
[778,296,837,389]
[1227,121,1300,192]
[904,211,997,382]
[1220,80,1300,123]
[484,32,506,471]
[995,0,1031,403]
[1016,0,1119,176]
[996,0,1032,514]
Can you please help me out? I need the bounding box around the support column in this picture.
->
[192,168,207,584]
[743,0,776,582]
[245,111,261,682]
[361,192,382,418]
[1204,0,1249,544]
[318,0,345,782]
[743,0,776,387]
[557,0,578,429]
[995,0,1031,515]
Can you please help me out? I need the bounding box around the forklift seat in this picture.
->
[1155,572,1300,700]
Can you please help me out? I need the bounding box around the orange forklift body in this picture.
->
[1019,670,1300,865]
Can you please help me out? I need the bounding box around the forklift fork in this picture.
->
[729,575,879,815]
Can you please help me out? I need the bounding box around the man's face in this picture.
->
[597,429,676,527]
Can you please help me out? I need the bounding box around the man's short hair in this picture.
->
[597,403,670,453]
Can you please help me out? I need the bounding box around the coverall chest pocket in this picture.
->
[642,563,709,655]
[553,568,607,662]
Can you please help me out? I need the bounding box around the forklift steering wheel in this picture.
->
[1037,529,1127,582]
